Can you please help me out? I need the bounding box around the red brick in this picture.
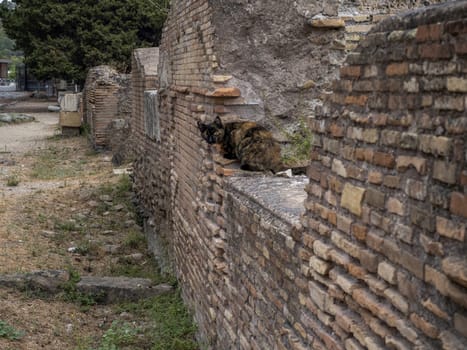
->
[450,192,467,218]
[445,19,467,35]
[345,95,368,106]
[386,62,409,76]
[373,152,395,168]
[340,65,362,78]
[416,23,443,42]
[351,224,367,241]
[455,40,467,55]
[419,43,453,59]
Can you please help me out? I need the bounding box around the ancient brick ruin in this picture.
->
[129,0,466,349]
[82,66,132,160]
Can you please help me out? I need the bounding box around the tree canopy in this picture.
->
[0,0,169,83]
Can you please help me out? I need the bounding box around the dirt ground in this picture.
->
[0,100,160,349]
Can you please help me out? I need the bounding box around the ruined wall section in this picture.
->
[209,0,446,135]
[82,66,131,154]
[303,2,467,349]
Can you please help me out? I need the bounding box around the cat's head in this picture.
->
[197,116,225,144]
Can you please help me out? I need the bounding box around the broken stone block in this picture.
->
[76,276,173,303]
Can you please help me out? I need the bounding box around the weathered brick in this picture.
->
[386,197,405,216]
[442,256,467,288]
[405,179,427,201]
[447,77,467,92]
[332,159,348,178]
[416,23,443,42]
[341,65,362,78]
[345,95,368,106]
[313,240,333,260]
[400,132,418,149]
[422,298,450,321]
[368,171,383,184]
[351,224,367,242]
[378,261,397,284]
[419,135,452,156]
[383,175,400,189]
[400,250,424,280]
[386,62,409,76]
[410,205,434,231]
[381,130,401,146]
[396,156,426,175]
[438,215,466,242]
[425,265,467,308]
[409,313,439,339]
[395,222,413,244]
[455,40,467,55]
[365,188,385,209]
[454,313,467,338]
[450,192,467,218]
[434,96,464,111]
[420,234,445,257]
[419,43,453,59]
[309,256,332,276]
[433,161,457,184]
[373,152,395,168]
[385,288,409,314]
[341,183,366,217]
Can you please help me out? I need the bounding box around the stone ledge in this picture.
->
[226,175,308,226]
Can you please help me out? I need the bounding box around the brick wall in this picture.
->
[131,0,467,349]
[82,66,131,151]
[303,3,467,349]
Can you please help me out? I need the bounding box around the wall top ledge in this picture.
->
[226,175,308,226]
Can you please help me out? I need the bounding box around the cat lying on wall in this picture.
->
[198,116,284,173]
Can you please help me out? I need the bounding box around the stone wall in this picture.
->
[82,66,132,157]
[303,2,467,349]
[131,0,466,349]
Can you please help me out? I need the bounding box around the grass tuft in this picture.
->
[0,320,25,340]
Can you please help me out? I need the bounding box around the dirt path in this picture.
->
[0,99,196,350]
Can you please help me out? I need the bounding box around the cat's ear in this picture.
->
[214,116,223,127]
[197,121,206,131]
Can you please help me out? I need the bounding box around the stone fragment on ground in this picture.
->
[0,270,173,303]
[76,276,173,303]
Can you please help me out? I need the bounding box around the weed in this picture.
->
[117,290,198,350]
[60,267,101,311]
[31,146,83,180]
[97,320,140,350]
[281,117,313,166]
[0,320,25,340]
[54,218,81,233]
[6,175,19,187]
[122,230,146,250]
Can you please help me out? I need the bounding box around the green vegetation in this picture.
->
[0,320,24,341]
[116,291,198,350]
[281,118,314,166]
[0,0,170,83]
[96,321,140,350]
[6,174,19,186]
[60,267,101,311]
[30,146,84,179]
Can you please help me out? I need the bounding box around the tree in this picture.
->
[0,0,169,83]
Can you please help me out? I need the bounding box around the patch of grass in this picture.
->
[122,230,146,250]
[60,267,102,311]
[31,146,84,180]
[54,218,82,233]
[0,320,25,340]
[281,117,313,166]
[6,175,19,187]
[117,290,198,350]
[97,320,140,350]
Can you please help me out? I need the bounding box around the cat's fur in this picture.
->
[198,116,283,173]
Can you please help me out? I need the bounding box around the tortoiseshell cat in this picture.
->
[198,116,284,173]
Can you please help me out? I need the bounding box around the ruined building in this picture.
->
[128,0,466,349]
